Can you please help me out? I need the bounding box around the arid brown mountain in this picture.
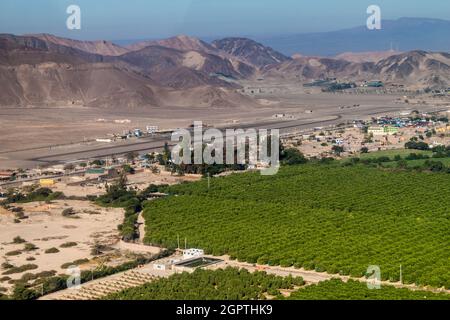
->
[263,56,373,81]
[374,51,450,85]
[29,34,130,56]
[212,38,290,68]
[0,34,257,108]
[0,62,161,108]
[335,51,401,63]
[0,33,448,108]
[0,34,105,65]
[117,45,245,89]
[126,35,257,78]
[127,35,215,53]
[264,50,450,88]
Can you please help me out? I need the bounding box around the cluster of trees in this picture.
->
[159,141,314,177]
[430,145,450,158]
[286,279,449,300]
[95,174,142,241]
[0,187,64,205]
[95,174,168,241]
[405,138,430,151]
[343,145,450,173]
[144,165,450,289]
[280,148,308,165]
[157,142,247,177]
[106,267,304,300]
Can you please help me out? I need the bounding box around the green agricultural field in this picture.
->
[105,268,304,300]
[359,149,432,159]
[143,165,450,289]
[105,268,449,300]
[287,279,450,300]
[380,157,450,168]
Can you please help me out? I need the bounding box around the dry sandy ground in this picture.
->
[0,83,447,169]
[52,183,106,198]
[0,200,123,292]
[127,169,202,191]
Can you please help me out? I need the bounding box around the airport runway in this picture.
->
[25,115,343,165]
[2,102,433,168]
[24,111,370,165]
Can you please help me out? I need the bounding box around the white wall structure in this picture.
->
[182,248,204,260]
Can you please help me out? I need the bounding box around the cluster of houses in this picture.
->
[283,110,449,158]
[367,113,450,136]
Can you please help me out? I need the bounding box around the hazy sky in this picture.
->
[1,0,449,40]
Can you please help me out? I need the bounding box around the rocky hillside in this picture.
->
[29,33,130,56]
[212,37,290,68]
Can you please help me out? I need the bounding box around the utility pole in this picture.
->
[185,237,187,249]
[177,234,180,250]
[207,173,210,189]
[400,264,403,285]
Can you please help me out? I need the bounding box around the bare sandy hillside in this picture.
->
[336,51,401,63]
[127,35,215,53]
[29,34,130,56]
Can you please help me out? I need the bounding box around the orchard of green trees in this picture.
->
[106,268,449,300]
[106,267,303,300]
[143,164,450,289]
[286,279,449,300]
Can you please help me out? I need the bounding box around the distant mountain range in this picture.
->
[0,26,449,108]
[255,17,450,56]
[264,51,450,88]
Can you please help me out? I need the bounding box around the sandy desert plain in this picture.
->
[1,81,447,169]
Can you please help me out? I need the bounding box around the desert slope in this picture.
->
[212,37,290,68]
[30,33,130,56]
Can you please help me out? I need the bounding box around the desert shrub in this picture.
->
[1,263,14,269]
[2,264,38,275]
[60,259,89,269]
[90,243,106,256]
[61,207,76,217]
[20,273,37,282]
[12,236,26,244]
[6,250,22,256]
[24,243,38,251]
[35,270,57,278]
[44,248,60,254]
[60,242,78,248]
